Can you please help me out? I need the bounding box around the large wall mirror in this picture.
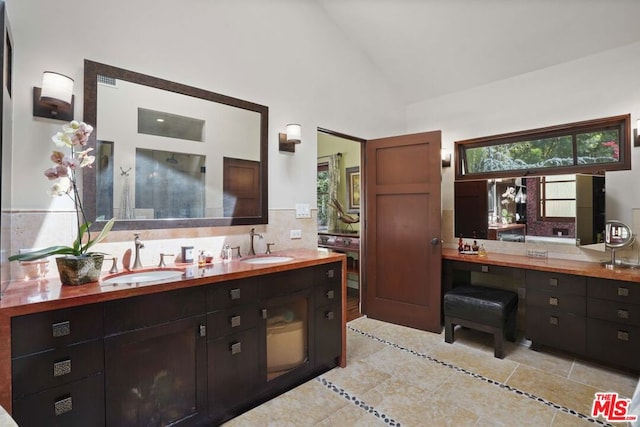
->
[454,174,605,245]
[83,60,268,230]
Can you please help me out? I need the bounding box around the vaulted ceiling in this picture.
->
[316,0,640,104]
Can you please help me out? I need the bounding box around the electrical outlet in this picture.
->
[290,229,302,239]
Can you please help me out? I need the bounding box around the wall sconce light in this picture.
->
[279,123,302,152]
[636,118,640,147]
[33,71,74,121]
[441,149,452,167]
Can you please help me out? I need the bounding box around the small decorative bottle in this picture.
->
[478,244,487,257]
[472,240,479,252]
[458,236,464,253]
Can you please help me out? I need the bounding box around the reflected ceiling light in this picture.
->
[279,123,302,152]
[156,118,165,123]
[33,71,74,121]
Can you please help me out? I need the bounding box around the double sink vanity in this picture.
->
[0,249,346,426]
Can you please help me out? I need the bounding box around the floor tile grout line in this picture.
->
[314,377,401,426]
[347,325,613,427]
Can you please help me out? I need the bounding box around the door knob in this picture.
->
[431,238,441,245]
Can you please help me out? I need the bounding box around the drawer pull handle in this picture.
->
[481,265,489,273]
[549,278,558,287]
[549,297,559,306]
[617,331,629,342]
[617,309,629,320]
[325,311,335,320]
[230,341,242,355]
[54,396,73,416]
[53,359,72,377]
[229,288,241,300]
[617,287,629,297]
[52,321,70,338]
[326,269,335,279]
[230,315,241,328]
[549,316,559,326]
[326,290,335,299]
[261,309,268,320]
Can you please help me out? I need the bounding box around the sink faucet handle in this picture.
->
[231,246,242,258]
[104,256,119,274]
[266,243,275,254]
[158,253,175,267]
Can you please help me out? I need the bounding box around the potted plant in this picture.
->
[9,120,115,285]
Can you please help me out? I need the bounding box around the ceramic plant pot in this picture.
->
[56,254,104,285]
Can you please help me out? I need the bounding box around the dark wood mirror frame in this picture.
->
[83,59,269,231]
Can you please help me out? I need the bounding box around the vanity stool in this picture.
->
[443,284,518,359]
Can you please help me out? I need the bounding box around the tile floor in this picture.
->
[224,317,639,426]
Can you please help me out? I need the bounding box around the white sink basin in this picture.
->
[241,256,294,265]
[102,269,184,285]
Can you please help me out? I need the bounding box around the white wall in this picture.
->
[407,41,640,259]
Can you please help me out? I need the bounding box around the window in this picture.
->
[538,175,575,222]
[317,163,329,230]
[455,114,630,180]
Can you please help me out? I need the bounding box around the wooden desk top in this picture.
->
[443,248,640,283]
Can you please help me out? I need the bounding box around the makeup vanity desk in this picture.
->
[442,248,640,373]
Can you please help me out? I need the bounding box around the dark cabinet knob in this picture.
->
[230,315,241,328]
[229,288,241,300]
[549,278,558,287]
[618,287,629,297]
[54,396,73,416]
[326,290,335,300]
[230,342,242,355]
[199,324,207,337]
[325,311,335,320]
[617,309,629,319]
[549,297,559,306]
[53,359,72,377]
[326,269,335,279]
[549,316,559,325]
[52,321,71,338]
[617,331,629,342]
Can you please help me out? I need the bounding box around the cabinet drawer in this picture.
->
[259,267,314,299]
[587,318,640,371]
[315,282,340,308]
[314,262,342,287]
[526,291,585,316]
[104,286,205,335]
[12,373,105,427]
[12,304,103,357]
[588,297,640,327]
[526,270,586,295]
[12,339,104,398]
[207,278,258,311]
[526,307,586,354]
[588,278,640,305]
[207,305,259,339]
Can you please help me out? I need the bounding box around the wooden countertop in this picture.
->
[443,248,640,283]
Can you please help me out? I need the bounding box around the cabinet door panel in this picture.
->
[208,328,260,421]
[12,373,105,427]
[105,315,207,426]
[526,307,586,354]
[315,302,341,368]
[588,318,640,371]
[314,262,342,287]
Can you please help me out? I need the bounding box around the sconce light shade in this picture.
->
[441,149,452,167]
[33,71,74,120]
[636,118,640,147]
[279,123,302,152]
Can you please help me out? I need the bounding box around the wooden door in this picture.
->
[223,157,260,217]
[363,131,442,332]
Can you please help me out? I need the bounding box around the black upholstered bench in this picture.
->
[443,285,518,359]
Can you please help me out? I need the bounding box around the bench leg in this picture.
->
[445,317,454,344]
[494,332,505,359]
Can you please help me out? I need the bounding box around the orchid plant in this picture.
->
[9,120,115,262]
[500,186,516,223]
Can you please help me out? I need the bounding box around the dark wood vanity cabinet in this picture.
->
[7,260,344,426]
[525,270,587,354]
[103,287,208,426]
[586,278,640,371]
[11,304,105,427]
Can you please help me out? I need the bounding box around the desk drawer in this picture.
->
[12,339,104,398]
[12,304,103,357]
[207,278,258,311]
[588,278,640,305]
[526,270,586,295]
[527,291,585,316]
[526,307,586,354]
[314,262,342,287]
[588,297,640,327]
[587,318,640,371]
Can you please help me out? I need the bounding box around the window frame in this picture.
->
[537,175,576,223]
[454,114,630,181]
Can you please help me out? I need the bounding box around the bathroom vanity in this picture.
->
[0,249,346,426]
[443,248,640,373]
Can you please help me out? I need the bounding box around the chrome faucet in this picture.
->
[249,228,263,256]
[132,233,144,270]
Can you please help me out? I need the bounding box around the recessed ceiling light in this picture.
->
[156,118,165,123]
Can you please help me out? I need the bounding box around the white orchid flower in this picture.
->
[48,179,71,197]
